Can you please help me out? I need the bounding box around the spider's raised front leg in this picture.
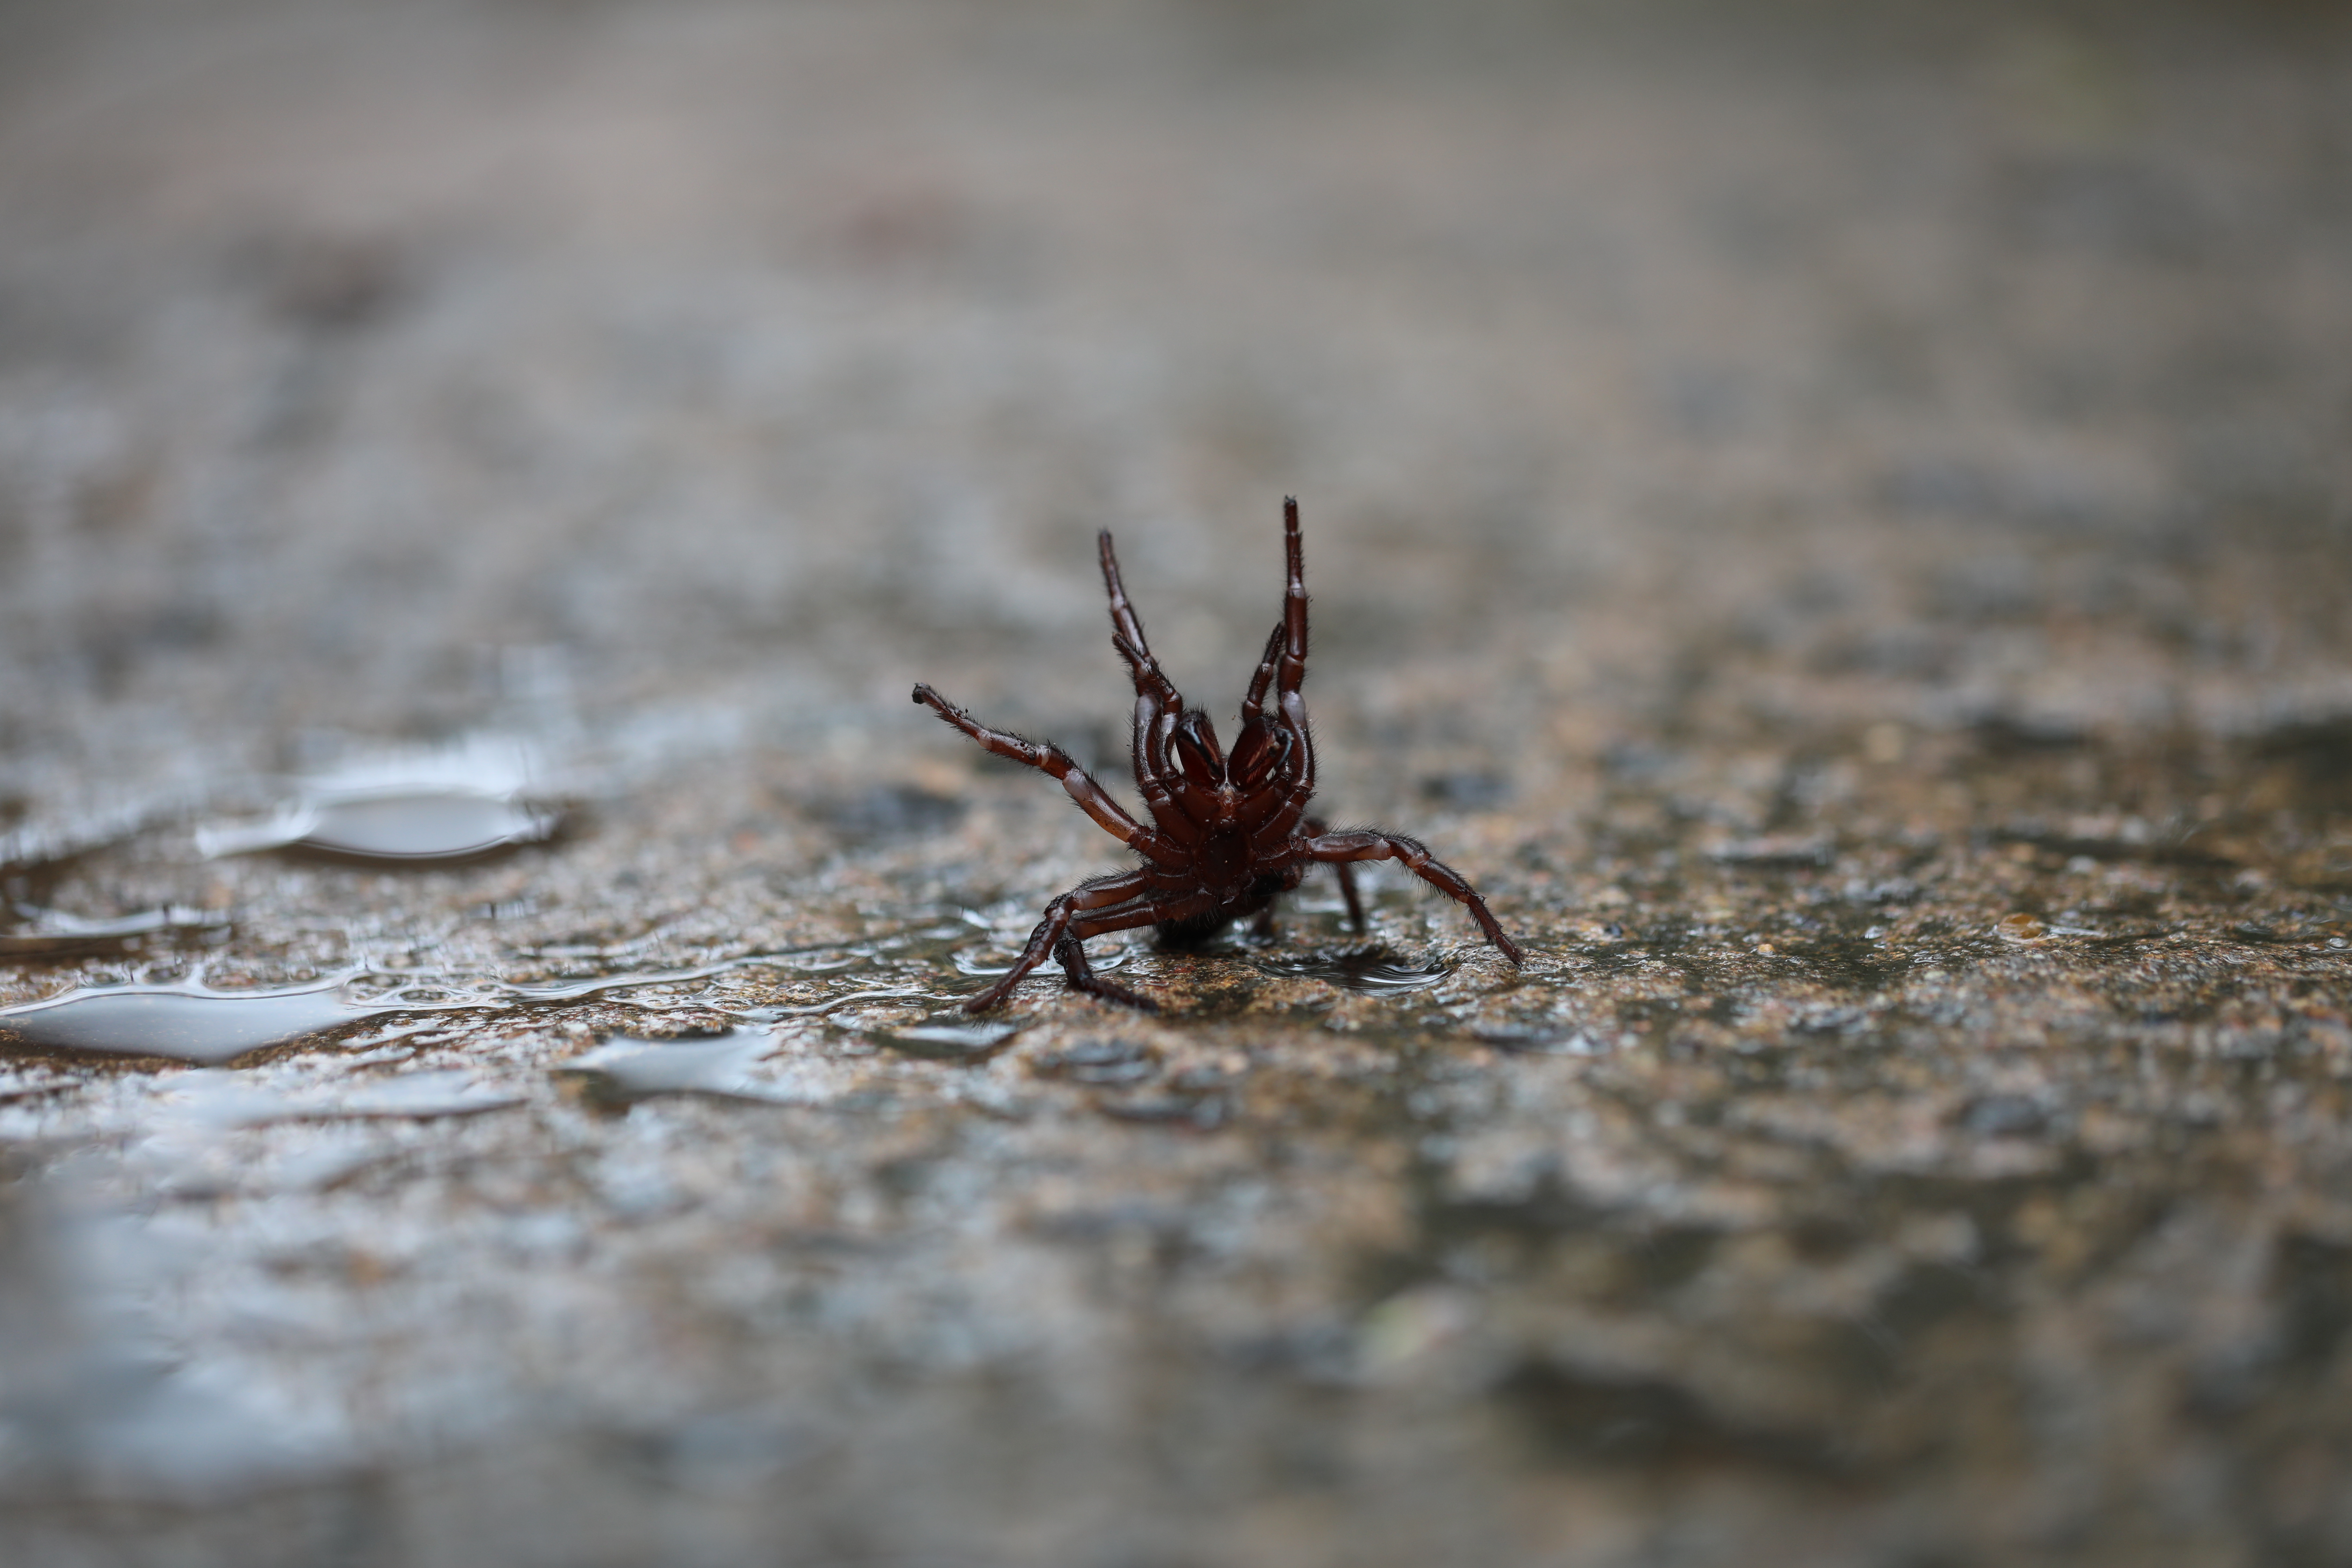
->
[1248,499,1323,847]
[912,684,1182,868]
[1302,830,1524,963]
[1099,531,1208,841]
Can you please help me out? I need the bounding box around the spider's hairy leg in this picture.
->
[967,871,1163,1011]
[1238,622,1286,730]
[1276,496,1310,701]
[1241,821,1362,942]
[1057,889,1223,1011]
[1300,816,1367,931]
[1228,622,1291,805]
[1098,531,1190,782]
[1302,830,1525,963]
[1098,531,1178,702]
[1097,531,1211,840]
[1110,631,1206,841]
[1247,728,1325,847]
[968,873,1198,1013]
[1052,935,1156,1011]
[1252,498,1320,836]
[911,685,1182,868]
[1333,861,1367,930]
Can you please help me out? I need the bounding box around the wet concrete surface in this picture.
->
[3,1,2351,1563]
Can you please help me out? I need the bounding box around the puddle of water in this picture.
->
[1255,947,1454,993]
[0,984,375,1064]
[0,919,989,1069]
[296,792,555,860]
[196,736,560,863]
[200,791,558,862]
[879,1018,1022,1061]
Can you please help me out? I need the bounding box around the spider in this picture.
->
[913,497,1527,1013]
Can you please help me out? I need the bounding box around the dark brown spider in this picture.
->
[913,497,1526,1013]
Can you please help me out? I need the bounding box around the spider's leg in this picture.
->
[1247,761,1321,848]
[1333,860,1367,931]
[1250,498,1320,835]
[966,870,1171,1013]
[1059,890,1223,1011]
[1274,496,1311,709]
[1053,933,1156,1011]
[912,685,1183,868]
[1110,632,1205,844]
[1101,532,1225,834]
[1099,532,1175,685]
[1238,622,1285,729]
[1303,830,1525,964]
[1100,531,1191,729]
[1299,816,1367,931]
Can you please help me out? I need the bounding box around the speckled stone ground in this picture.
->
[3,2,2350,1564]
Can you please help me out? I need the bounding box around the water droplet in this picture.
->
[1994,912,2049,943]
[0,984,371,1064]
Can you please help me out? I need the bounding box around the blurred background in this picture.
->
[4,2,2351,1565]
[6,0,2345,827]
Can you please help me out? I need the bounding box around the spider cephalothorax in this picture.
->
[913,497,1526,1013]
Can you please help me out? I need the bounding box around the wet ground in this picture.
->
[4,2,2352,1564]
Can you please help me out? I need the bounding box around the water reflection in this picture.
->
[878,1018,1021,1061]
[1254,947,1454,993]
[196,737,560,864]
[0,984,371,1064]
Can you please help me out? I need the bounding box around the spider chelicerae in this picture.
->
[913,497,1527,1013]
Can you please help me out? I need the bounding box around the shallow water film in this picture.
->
[4,2,2352,1565]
